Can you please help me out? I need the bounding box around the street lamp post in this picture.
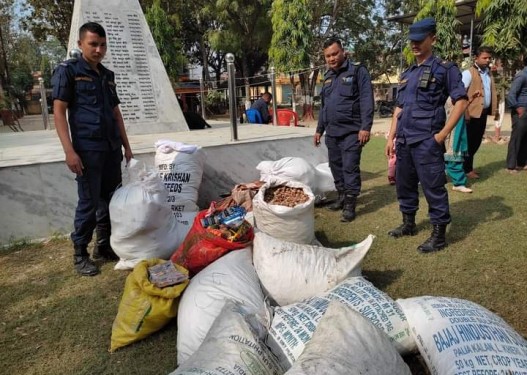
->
[38,77,49,130]
[226,53,238,141]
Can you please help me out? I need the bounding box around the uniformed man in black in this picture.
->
[385,18,467,253]
[52,22,133,275]
[314,37,374,222]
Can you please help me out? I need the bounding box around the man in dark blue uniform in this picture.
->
[385,18,467,253]
[52,22,133,275]
[314,37,374,222]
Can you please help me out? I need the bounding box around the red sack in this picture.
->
[170,210,254,276]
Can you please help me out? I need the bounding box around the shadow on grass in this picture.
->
[470,159,507,182]
[362,269,403,289]
[449,195,512,245]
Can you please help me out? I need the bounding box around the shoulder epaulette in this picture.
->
[353,61,361,66]
[437,59,455,69]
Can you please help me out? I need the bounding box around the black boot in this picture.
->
[418,224,448,253]
[73,245,99,276]
[92,223,118,261]
[388,213,417,238]
[340,194,357,222]
[327,190,345,211]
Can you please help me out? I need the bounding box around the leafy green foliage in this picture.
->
[145,0,186,80]
[476,0,527,66]
[20,0,73,50]
[269,0,312,72]
[404,0,461,64]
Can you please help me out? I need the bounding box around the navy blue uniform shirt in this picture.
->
[395,55,467,145]
[507,67,527,110]
[317,60,374,137]
[51,57,122,151]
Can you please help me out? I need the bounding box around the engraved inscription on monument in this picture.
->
[85,10,158,123]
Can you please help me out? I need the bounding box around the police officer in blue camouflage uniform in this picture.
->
[52,22,133,276]
[385,18,467,253]
[314,37,374,222]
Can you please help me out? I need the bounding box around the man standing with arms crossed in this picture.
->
[386,18,467,253]
[314,37,374,222]
[52,22,133,276]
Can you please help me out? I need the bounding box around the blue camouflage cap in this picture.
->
[408,17,436,42]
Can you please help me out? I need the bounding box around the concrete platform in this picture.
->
[0,120,329,244]
[0,113,513,245]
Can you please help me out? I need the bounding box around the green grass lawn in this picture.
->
[0,136,525,374]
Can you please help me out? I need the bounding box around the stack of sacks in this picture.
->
[314,162,336,202]
[256,157,335,203]
[398,296,527,375]
[285,301,411,374]
[170,301,285,374]
[257,157,317,193]
[253,231,374,306]
[170,209,254,276]
[110,259,188,352]
[109,159,181,270]
[266,276,415,370]
[252,179,315,245]
[176,247,266,365]
[154,140,206,249]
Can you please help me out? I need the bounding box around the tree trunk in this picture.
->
[289,73,296,113]
[298,68,319,121]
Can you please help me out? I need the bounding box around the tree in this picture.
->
[145,0,186,80]
[206,0,273,105]
[268,0,312,115]
[476,0,527,68]
[20,0,73,50]
[269,0,378,120]
[0,0,14,92]
[407,0,461,63]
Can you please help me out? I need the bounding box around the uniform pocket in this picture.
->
[412,110,434,132]
[75,81,97,105]
[418,137,446,188]
[338,74,354,97]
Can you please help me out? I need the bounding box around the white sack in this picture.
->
[154,141,205,205]
[257,157,317,193]
[253,231,374,306]
[171,301,285,374]
[285,301,411,375]
[110,159,181,270]
[176,247,266,365]
[169,199,199,244]
[314,162,335,195]
[252,180,315,244]
[268,276,415,369]
[397,296,527,375]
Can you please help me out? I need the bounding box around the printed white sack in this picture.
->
[285,301,411,375]
[170,301,285,375]
[257,157,317,193]
[109,159,182,270]
[314,162,335,195]
[253,231,374,306]
[154,140,206,205]
[169,199,199,243]
[397,296,527,375]
[176,247,266,365]
[268,276,415,369]
[252,180,315,244]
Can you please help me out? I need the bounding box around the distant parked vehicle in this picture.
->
[375,100,395,118]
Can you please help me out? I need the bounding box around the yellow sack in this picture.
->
[110,259,189,352]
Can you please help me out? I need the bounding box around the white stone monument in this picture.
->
[67,0,189,134]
